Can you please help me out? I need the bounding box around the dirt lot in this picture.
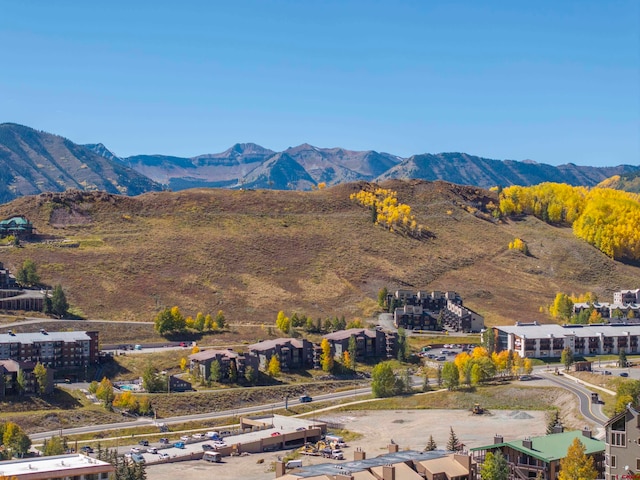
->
[146,408,548,480]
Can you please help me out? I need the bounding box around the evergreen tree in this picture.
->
[51,284,69,318]
[619,348,628,368]
[561,347,574,371]
[424,435,437,451]
[546,410,562,434]
[348,336,357,369]
[209,360,222,383]
[215,310,226,329]
[422,374,431,392]
[378,287,388,308]
[16,259,40,286]
[446,426,461,452]
[244,366,257,385]
[396,328,407,362]
[480,451,508,480]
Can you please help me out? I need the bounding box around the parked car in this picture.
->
[173,442,186,449]
[192,433,205,439]
[206,431,220,440]
[80,446,94,454]
[180,435,190,442]
[159,452,170,460]
[604,371,612,375]
[138,440,149,446]
[519,375,533,381]
[436,356,446,361]
[130,447,141,454]
[159,438,169,444]
[212,440,227,448]
[202,444,215,451]
[131,453,145,464]
[620,372,629,377]
[299,395,313,403]
[270,432,282,437]
[147,447,158,454]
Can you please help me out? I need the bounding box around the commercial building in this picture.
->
[0,454,114,479]
[490,322,640,358]
[276,444,475,480]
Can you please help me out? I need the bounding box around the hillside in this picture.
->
[0,181,638,326]
[597,172,640,193]
[377,152,640,189]
[0,124,162,203]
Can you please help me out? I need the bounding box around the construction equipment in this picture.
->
[299,443,319,456]
[472,403,484,415]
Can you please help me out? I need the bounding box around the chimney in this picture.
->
[454,454,471,473]
[494,434,503,444]
[354,448,366,461]
[383,464,396,480]
[522,438,533,449]
[552,423,564,434]
[275,461,285,478]
[582,427,592,439]
[388,443,399,454]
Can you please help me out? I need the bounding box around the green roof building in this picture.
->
[471,429,605,480]
[0,215,34,238]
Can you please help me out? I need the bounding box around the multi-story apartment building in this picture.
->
[0,330,99,369]
[248,338,315,371]
[491,322,640,358]
[323,328,397,360]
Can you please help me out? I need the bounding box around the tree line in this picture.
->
[498,183,640,261]
[154,306,226,335]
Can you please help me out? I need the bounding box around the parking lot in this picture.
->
[144,408,548,480]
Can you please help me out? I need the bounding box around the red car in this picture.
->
[270,432,281,437]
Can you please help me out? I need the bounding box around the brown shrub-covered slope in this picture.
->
[0,180,638,325]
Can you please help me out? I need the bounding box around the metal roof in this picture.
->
[0,331,92,344]
[496,323,640,338]
[471,430,604,462]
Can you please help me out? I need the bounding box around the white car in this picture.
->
[192,433,205,439]
[130,447,141,454]
[212,440,227,448]
[159,452,170,460]
[147,447,158,454]
[180,435,190,442]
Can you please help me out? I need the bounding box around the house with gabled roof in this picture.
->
[0,215,34,238]
[471,429,605,480]
[604,404,640,480]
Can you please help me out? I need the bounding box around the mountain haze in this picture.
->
[1,123,639,204]
[0,124,162,203]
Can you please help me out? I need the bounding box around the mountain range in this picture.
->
[1,122,638,203]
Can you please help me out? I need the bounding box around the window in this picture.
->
[611,432,626,446]
[611,455,617,468]
[637,459,640,470]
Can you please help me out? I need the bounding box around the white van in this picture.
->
[203,451,221,463]
[286,459,302,469]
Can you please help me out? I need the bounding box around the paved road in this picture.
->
[537,371,608,425]
[30,385,374,442]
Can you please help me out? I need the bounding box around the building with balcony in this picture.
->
[471,429,604,480]
[248,338,314,371]
[491,322,640,358]
[0,330,99,370]
[322,328,397,361]
[604,404,640,480]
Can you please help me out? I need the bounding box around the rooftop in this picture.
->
[471,430,604,462]
[0,454,113,477]
[323,328,377,341]
[189,349,238,361]
[496,323,640,338]
[0,330,92,344]
[248,338,307,351]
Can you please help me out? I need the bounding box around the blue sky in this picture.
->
[1,1,638,166]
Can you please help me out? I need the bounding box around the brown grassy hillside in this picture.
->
[0,181,638,325]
